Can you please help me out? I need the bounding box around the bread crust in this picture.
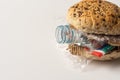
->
[67,0,120,35]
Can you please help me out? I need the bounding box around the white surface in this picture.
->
[0,0,120,80]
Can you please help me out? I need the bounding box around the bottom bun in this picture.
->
[68,44,120,61]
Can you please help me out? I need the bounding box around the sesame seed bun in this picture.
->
[66,0,120,61]
[67,0,120,35]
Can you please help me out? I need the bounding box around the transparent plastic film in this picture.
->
[69,45,92,70]
[55,22,93,70]
[66,43,92,70]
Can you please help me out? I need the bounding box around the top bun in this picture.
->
[67,0,120,35]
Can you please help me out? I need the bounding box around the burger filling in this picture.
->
[68,32,120,58]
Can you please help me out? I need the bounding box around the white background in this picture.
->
[0,0,120,80]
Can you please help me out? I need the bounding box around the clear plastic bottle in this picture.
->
[55,25,105,50]
[55,25,88,44]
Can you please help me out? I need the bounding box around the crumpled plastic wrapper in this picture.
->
[56,43,92,71]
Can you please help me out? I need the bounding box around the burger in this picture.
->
[57,0,120,61]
